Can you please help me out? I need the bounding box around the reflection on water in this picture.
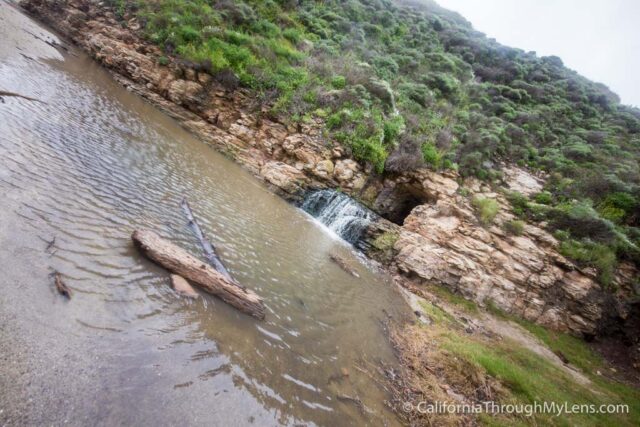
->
[0,4,407,426]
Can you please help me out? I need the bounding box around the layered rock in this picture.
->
[393,194,607,335]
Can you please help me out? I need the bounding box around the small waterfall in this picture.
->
[301,189,375,244]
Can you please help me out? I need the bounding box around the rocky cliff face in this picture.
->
[21,0,638,341]
[394,180,609,336]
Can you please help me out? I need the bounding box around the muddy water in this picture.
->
[0,4,408,426]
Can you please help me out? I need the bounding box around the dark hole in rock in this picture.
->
[374,184,430,225]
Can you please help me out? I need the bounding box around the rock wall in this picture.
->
[21,0,638,339]
[393,181,605,335]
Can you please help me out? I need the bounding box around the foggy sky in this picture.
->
[435,0,640,107]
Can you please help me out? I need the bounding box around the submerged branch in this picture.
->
[0,90,46,104]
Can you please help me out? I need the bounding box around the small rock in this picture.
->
[334,159,358,182]
[184,68,197,81]
[197,73,211,85]
[313,159,334,178]
[171,274,199,298]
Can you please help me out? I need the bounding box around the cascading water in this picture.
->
[301,189,375,244]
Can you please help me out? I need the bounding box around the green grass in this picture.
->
[559,239,617,287]
[460,300,640,425]
[473,197,500,226]
[421,143,444,167]
[439,329,640,426]
[504,219,525,235]
[419,300,457,325]
[513,318,602,374]
[485,301,601,373]
[429,285,479,314]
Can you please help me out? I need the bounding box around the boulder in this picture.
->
[502,166,544,196]
[313,159,334,179]
[334,159,358,182]
[282,134,307,154]
[260,161,307,194]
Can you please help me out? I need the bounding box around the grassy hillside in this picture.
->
[391,296,640,426]
[112,0,640,284]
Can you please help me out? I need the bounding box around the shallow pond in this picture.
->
[0,4,408,426]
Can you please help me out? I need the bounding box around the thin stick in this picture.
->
[0,90,46,104]
[180,197,232,280]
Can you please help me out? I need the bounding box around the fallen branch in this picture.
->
[180,197,232,280]
[132,229,265,319]
[0,90,46,104]
[53,271,71,299]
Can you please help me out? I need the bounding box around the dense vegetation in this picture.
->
[113,0,640,285]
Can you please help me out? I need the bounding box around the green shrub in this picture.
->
[423,72,459,99]
[373,55,399,81]
[331,107,389,173]
[225,30,252,46]
[326,110,344,129]
[266,39,304,61]
[251,19,280,37]
[350,135,387,174]
[472,197,499,226]
[282,27,303,44]
[550,200,616,243]
[421,143,442,168]
[177,25,200,43]
[534,191,553,205]
[331,75,346,89]
[597,192,637,224]
[504,219,525,235]
[505,191,529,217]
[560,239,617,286]
[397,82,432,106]
[382,115,404,145]
[527,202,552,221]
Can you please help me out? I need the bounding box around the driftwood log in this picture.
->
[180,197,232,280]
[132,230,265,319]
